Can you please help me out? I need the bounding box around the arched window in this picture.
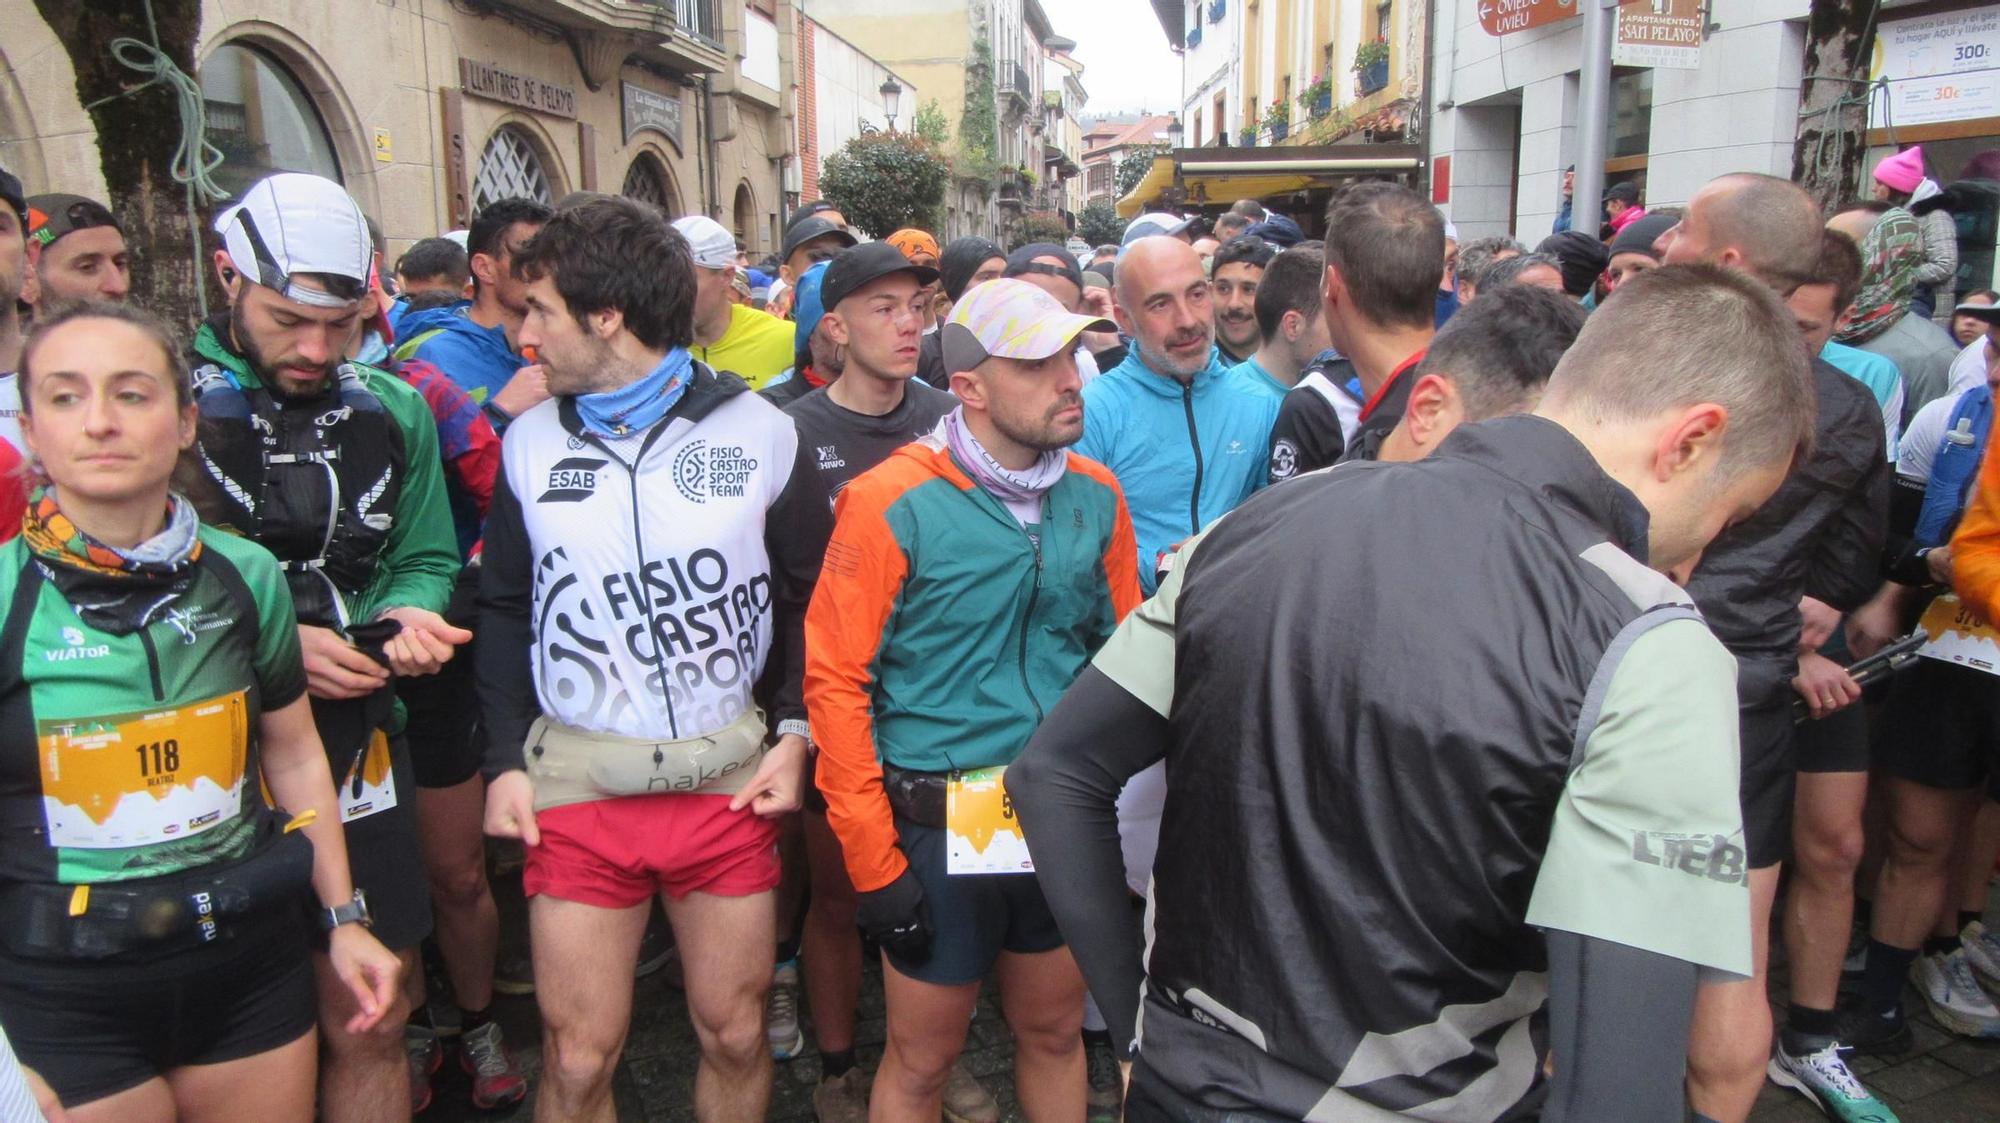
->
[732,184,757,248]
[473,126,553,211]
[622,153,677,216]
[200,41,341,197]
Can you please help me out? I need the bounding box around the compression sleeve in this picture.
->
[1541,929,1698,1123]
[762,432,829,729]
[1008,665,1170,1054]
[475,470,539,777]
[1883,474,1934,587]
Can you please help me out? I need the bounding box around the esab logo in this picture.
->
[539,457,608,503]
[673,440,759,503]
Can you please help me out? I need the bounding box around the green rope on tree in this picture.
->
[84,0,229,315]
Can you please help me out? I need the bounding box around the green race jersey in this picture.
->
[0,528,307,886]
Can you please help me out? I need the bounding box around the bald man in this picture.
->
[1078,237,1279,596]
[1664,173,1892,1122]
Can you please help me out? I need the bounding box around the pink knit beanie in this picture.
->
[1874,147,1926,194]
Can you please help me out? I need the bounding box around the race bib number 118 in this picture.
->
[39,691,249,849]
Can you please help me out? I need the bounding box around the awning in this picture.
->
[1115,144,1427,218]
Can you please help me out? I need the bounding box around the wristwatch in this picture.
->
[320,889,373,932]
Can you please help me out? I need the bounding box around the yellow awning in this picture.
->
[1115,153,1422,217]
[1115,157,1175,218]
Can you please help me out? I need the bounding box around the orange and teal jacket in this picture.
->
[805,435,1141,892]
[1953,410,2000,622]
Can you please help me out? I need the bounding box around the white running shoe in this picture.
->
[1767,1040,1900,1122]
[1911,947,2000,1038]
[1961,919,2000,991]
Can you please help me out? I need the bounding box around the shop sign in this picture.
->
[1613,0,1705,71]
[1870,8,2000,128]
[459,58,578,120]
[1478,0,1579,38]
[622,82,684,150]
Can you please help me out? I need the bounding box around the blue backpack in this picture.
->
[1916,384,1994,547]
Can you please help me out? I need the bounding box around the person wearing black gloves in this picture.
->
[1010,264,1818,1121]
[805,279,1139,1120]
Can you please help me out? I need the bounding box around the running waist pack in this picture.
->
[523,710,768,811]
[0,817,314,963]
[881,765,949,828]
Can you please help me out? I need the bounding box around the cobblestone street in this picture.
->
[420,872,2000,1121]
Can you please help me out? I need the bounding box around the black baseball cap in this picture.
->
[780,216,857,265]
[1004,242,1083,291]
[0,166,25,233]
[1604,181,1641,204]
[819,241,940,311]
[27,194,120,250]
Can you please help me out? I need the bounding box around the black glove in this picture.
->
[857,868,932,965]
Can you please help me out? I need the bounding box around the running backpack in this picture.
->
[1916,383,1994,547]
[191,361,408,630]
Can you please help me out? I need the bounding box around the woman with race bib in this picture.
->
[0,302,400,1122]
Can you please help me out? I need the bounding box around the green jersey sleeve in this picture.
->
[1090,525,1214,717]
[200,527,307,711]
[1526,614,1752,979]
[350,365,461,621]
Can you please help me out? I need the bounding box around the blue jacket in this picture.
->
[395,302,520,408]
[1077,346,1280,593]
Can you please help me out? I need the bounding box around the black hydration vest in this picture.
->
[191,361,406,630]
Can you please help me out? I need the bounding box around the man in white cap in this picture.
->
[193,172,474,1120]
[806,278,1139,1120]
[673,215,797,390]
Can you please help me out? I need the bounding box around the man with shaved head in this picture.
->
[1663,172,1825,291]
[1084,236,1278,595]
[1666,173,1893,1122]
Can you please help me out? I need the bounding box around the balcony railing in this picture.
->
[665,0,720,46]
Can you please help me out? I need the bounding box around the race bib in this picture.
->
[40,690,249,849]
[1918,594,2000,674]
[945,768,1034,876]
[338,730,398,823]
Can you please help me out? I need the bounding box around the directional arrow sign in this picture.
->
[1480,0,1582,38]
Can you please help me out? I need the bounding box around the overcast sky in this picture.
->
[1061,0,1186,117]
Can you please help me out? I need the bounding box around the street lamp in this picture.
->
[880,77,903,133]
[1166,116,1184,149]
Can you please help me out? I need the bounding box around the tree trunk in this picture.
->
[1791,0,1879,215]
[32,0,210,331]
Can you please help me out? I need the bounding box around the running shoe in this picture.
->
[1962,919,2000,991]
[405,1023,442,1115]
[460,1020,530,1110]
[1084,1034,1123,1122]
[1767,1040,1899,1122]
[812,1068,869,1123]
[768,958,806,1060]
[942,1061,1000,1123]
[1836,1001,1912,1056]
[1911,948,2000,1038]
